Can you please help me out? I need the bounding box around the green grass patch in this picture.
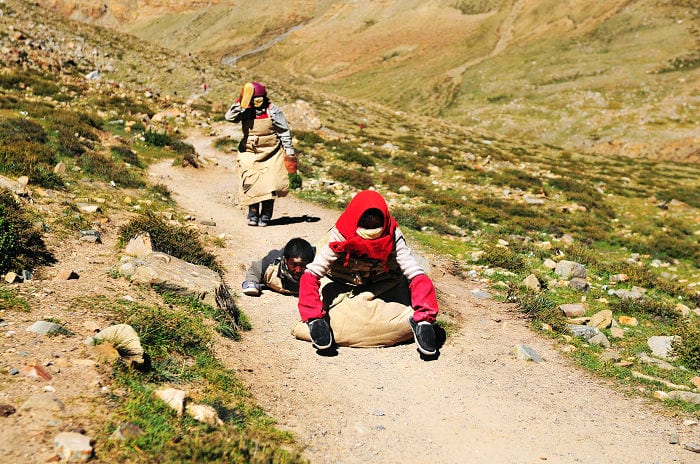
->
[0,287,30,312]
[0,190,56,274]
[118,213,223,273]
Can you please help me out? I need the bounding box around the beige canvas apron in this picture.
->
[237,116,289,206]
[292,241,414,347]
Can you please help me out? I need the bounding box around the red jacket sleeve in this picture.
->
[298,272,325,322]
[409,273,438,323]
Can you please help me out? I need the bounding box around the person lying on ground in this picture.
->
[242,237,315,297]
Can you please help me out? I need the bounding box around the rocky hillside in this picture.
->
[35,0,700,162]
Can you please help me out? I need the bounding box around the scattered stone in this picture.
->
[524,196,545,205]
[124,233,154,258]
[110,422,144,441]
[21,392,65,412]
[618,316,638,326]
[0,404,16,416]
[54,269,79,280]
[27,320,66,336]
[610,326,625,339]
[683,419,698,426]
[669,433,679,444]
[511,344,544,363]
[691,377,700,390]
[588,333,611,348]
[186,403,224,427]
[4,272,20,283]
[610,286,646,300]
[609,273,628,283]
[54,432,93,462]
[638,353,676,371]
[543,258,557,269]
[633,372,690,391]
[560,303,586,318]
[684,442,700,453]
[568,277,590,292]
[647,336,677,360]
[554,260,586,279]
[200,218,216,226]
[599,350,622,363]
[19,364,53,381]
[522,274,541,291]
[155,388,186,416]
[588,310,613,329]
[54,162,67,175]
[567,324,600,340]
[76,203,101,214]
[79,230,102,243]
[667,391,700,405]
[471,289,492,299]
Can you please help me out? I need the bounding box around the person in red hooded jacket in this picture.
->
[298,190,439,356]
[225,82,298,226]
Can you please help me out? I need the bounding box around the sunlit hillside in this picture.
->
[37,0,700,162]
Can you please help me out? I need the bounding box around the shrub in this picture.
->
[509,287,568,332]
[144,130,176,147]
[0,117,47,144]
[481,245,526,273]
[0,189,55,274]
[78,152,145,188]
[118,213,222,273]
[0,141,63,189]
[671,320,700,370]
[327,165,375,189]
[111,145,144,168]
[609,297,680,323]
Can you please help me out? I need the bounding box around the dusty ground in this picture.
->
[149,123,698,463]
[0,121,696,463]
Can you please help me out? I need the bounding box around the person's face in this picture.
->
[285,257,308,279]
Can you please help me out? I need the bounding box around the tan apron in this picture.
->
[291,239,414,347]
[263,260,295,295]
[238,116,289,206]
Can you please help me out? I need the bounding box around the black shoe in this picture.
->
[409,317,437,356]
[247,205,259,226]
[307,318,333,350]
[259,200,274,227]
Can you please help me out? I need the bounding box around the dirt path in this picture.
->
[148,123,695,464]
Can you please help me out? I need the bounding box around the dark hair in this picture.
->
[358,208,384,228]
[283,238,315,262]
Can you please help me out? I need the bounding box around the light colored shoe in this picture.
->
[241,280,260,296]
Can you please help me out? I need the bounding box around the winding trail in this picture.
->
[147,122,695,464]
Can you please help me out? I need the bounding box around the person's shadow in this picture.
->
[267,214,321,226]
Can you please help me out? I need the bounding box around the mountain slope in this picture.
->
[36,0,700,162]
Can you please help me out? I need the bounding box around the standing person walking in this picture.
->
[225,81,298,226]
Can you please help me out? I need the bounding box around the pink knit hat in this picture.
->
[251,82,267,97]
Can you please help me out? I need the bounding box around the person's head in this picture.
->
[357,208,384,239]
[282,238,315,279]
[334,190,396,241]
[251,82,268,108]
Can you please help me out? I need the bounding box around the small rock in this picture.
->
[588,310,613,329]
[560,303,586,318]
[54,432,93,462]
[0,404,16,416]
[683,442,700,453]
[511,344,544,363]
[155,388,186,416]
[21,392,65,412]
[618,315,638,326]
[110,422,144,441]
[54,269,79,280]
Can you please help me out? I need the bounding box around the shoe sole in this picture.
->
[242,290,260,296]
